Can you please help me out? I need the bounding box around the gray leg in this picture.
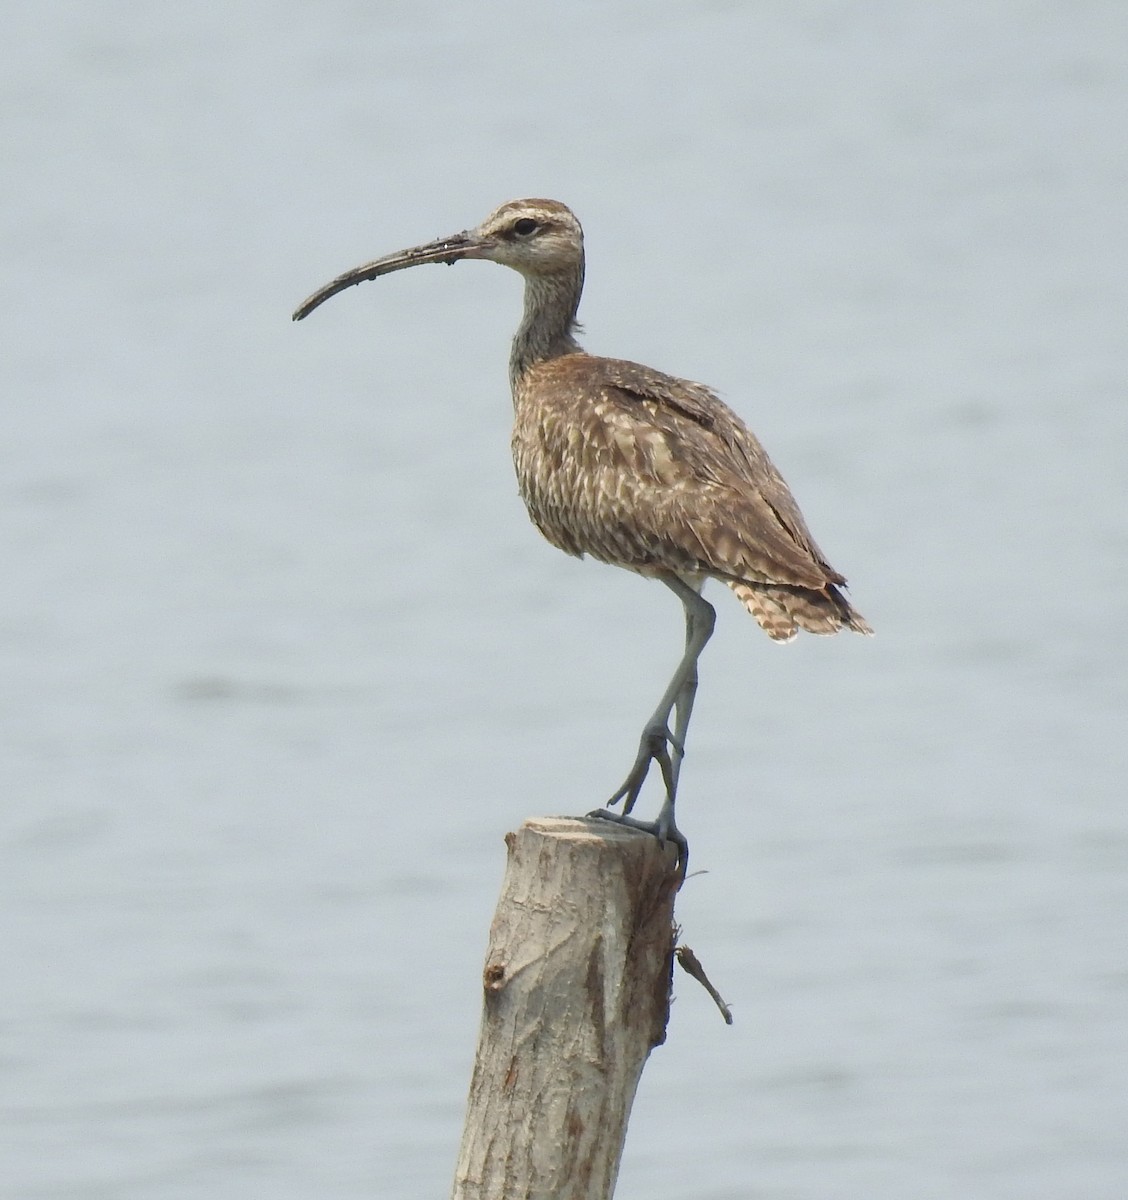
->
[590,575,715,875]
[668,592,702,795]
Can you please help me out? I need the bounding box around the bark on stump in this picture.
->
[450,816,680,1200]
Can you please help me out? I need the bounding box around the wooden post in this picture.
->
[450,816,680,1200]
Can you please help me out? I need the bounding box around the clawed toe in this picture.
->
[592,727,688,879]
[608,726,676,814]
[587,807,689,880]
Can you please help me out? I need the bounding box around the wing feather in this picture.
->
[513,354,853,596]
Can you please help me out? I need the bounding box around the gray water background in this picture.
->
[3,2,1127,1197]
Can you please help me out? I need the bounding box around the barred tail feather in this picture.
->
[727,580,872,642]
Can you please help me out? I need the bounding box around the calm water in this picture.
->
[3,3,1126,1197]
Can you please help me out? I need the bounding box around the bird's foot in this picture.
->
[587,807,689,881]
[590,736,688,879]
[606,723,682,815]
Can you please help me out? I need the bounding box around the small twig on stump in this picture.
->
[675,944,733,1025]
[450,816,680,1200]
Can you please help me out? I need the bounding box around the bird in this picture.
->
[293,198,871,875]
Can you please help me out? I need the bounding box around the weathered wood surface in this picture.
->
[450,816,680,1200]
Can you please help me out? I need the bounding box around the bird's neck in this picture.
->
[509,264,585,389]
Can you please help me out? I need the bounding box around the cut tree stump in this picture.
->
[450,816,681,1200]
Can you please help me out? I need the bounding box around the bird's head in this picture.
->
[470,198,584,277]
[293,198,584,321]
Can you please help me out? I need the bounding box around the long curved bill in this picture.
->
[292,230,483,321]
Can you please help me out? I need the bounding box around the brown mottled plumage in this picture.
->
[294,198,870,872]
[513,353,868,642]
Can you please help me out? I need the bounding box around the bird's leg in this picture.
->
[615,577,714,817]
[666,596,704,799]
[651,580,713,848]
[590,576,715,874]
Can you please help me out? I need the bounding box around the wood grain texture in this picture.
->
[450,817,680,1200]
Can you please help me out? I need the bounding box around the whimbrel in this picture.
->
[294,199,870,873]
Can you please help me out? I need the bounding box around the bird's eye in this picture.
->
[512,218,539,236]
